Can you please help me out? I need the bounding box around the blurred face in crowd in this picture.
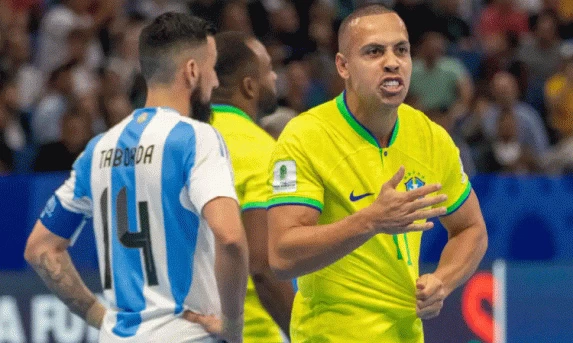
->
[336,12,412,110]
[438,0,461,15]
[7,29,30,64]
[190,36,219,121]
[535,14,559,42]
[221,2,253,34]
[62,115,92,153]
[66,0,92,14]
[420,32,446,63]
[492,72,519,108]
[247,39,278,115]
[105,94,133,127]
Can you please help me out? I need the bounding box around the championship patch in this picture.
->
[273,160,297,193]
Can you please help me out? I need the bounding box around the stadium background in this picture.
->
[0,0,572,342]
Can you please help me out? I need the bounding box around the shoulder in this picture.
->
[398,104,453,145]
[280,100,335,139]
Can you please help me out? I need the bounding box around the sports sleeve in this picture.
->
[40,134,102,241]
[239,140,275,211]
[434,127,472,216]
[267,117,324,212]
[187,124,237,213]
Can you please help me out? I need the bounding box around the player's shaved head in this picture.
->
[338,4,399,54]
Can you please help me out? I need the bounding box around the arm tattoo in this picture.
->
[30,251,97,320]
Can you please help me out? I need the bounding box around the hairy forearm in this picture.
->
[252,271,294,337]
[434,224,488,296]
[28,250,104,328]
[271,212,373,279]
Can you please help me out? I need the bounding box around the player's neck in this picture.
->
[212,93,257,122]
[145,86,190,117]
[346,92,398,148]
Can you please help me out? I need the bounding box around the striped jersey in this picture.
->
[39,107,237,342]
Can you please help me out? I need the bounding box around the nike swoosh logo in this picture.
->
[349,191,374,202]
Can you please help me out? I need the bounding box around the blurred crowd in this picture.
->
[0,0,572,175]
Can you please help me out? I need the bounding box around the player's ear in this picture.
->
[184,59,199,90]
[241,76,257,100]
[335,52,349,80]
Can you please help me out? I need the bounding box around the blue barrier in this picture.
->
[421,174,573,262]
[1,173,572,270]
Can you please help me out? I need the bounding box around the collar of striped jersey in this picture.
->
[335,91,399,149]
[211,104,253,122]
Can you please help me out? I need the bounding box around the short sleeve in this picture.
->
[267,117,324,212]
[39,133,102,240]
[434,127,471,215]
[239,141,274,211]
[187,125,237,213]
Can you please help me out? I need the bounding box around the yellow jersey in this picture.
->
[211,104,283,343]
[268,93,471,343]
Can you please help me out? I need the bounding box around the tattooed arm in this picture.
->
[24,220,106,328]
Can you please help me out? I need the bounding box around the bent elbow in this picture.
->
[24,239,44,265]
[268,253,296,280]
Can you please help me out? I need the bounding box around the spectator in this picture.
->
[393,0,439,46]
[545,43,573,143]
[477,32,526,92]
[491,109,538,173]
[477,0,530,42]
[220,1,253,34]
[432,0,473,48]
[2,27,44,112]
[102,93,132,128]
[33,110,91,172]
[410,31,473,117]
[32,61,76,146]
[135,0,188,20]
[36,0,104,74]
[482,72,550,170]
[517,10,563,112]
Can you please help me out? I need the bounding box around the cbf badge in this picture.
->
[404,171,425,191]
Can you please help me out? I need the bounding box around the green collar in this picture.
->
[211,104,253,122]
[335,92,399,149]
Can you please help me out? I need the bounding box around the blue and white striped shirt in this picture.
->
[40,107,237,342]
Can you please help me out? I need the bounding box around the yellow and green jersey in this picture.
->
[268,93,471,343]
[211,104,283,343]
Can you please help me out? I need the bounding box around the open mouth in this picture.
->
[379,77,404,94]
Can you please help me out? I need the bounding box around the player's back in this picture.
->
[79,107,225,342]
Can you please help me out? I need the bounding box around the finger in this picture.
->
[416,274,429,291]
[183,311,204,323]
[408,194,448,212]
[406,183,442,200]
[417,301,443,320]
[384,166,405,190]
[405,207,447,223]
[400,221,434,233]
[417,289,445,309]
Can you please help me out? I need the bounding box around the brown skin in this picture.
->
[207,37,295,338]
[269,12,488,321]
[337,13,412,145]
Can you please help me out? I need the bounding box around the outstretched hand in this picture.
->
[364,166,448,234]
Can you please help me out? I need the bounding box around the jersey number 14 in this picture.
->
[99,187,158,289]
